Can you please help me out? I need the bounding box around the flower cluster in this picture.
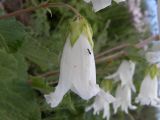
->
[105,60,137,114]
[43,2,160,118]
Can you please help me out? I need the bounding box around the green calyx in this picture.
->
[100,80,113,92]
[69,17,94,48]
[145,64,159,79]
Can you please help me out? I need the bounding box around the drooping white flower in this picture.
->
[136,51,160,107]
[136,74,160,107]
[44,18,100,108]
[84,0,125,12]
[105,60,136,113]
[105,60,136,92]
[145,51,160,64]
[85,90,115,120]
[113,85,137,114]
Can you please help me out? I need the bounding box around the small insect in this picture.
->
[87,49,91,55]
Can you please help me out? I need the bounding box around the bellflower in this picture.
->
[136,74,160,107]
[136,51,160,107]
[113,85,137,114]
[105,60,136,92]
[85,90,115,120]
[145,51,160,64]
[44,17,100,108]
[84,0,125,12]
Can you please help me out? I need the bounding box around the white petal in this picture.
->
[44,38,73,108]
[44,81,70,108]
[136,74,160,107]
[99,90,115,103]
[91,0,112,12]
[113,85,136,113]
[105,72,119,81]
[105,60,136,92]
[84,0,91,3]
[85,105,93,112]
[85,90,114,119]
[118,60,136,91]
[44,83,69,108]
[69,34,100,100]
[145,51,160,64]
[114,0,125,3]
[103,103,110,120]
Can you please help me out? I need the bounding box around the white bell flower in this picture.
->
[113,85,137,114]
[145,51,160,64]
[136,74,160,107]
[44,33,100,108]
[105,60,136,92]
[85,90,115,120]
[84,0,125,12]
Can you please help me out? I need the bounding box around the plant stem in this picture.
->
[0,2,81,19]
[40,71,59,77]
[96,51,127,64]
[96,43,130,59]
[95,35,159,59]
[127,112,136,120]
[37,35,159,78]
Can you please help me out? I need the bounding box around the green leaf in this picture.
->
[29,76,52,94]
[61,93,77,113]
[0,19,26,52]
[83,19,94,48]
[31,9,50,37]
[0,50,41,120]
[20,37,57,71]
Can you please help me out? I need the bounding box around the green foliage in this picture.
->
[0,19,26,52]
[0,50,41,120]
[29,76,52,94]
[20,36,57,71]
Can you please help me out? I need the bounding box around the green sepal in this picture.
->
[69,18,84,47]
[69,17,94,48]
[150,64,158,79]
[83,18,94,48]
[100,80,113,92]
[145,64,159,79]
[29,76,52,94]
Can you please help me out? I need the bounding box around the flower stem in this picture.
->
[127,112,136,120]
[0,2,81,19]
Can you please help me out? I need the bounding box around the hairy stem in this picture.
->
[0,2,81,19]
